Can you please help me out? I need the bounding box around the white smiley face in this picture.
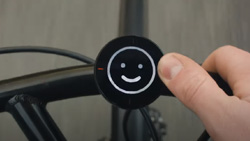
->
[107,46,156,94]
[120,63,142,83]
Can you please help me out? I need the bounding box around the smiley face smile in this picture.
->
[107,46,156,94]
[121,75,141,83]
[95,36,164,109]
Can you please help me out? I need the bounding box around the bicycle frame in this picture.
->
[0,0,232,140]
[112,0,150,141]
[0,1,151,140]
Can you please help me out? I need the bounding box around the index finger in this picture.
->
[202,46,250,100]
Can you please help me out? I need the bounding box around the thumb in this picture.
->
[158,53,229,117]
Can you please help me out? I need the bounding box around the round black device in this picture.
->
[95,36,164,109]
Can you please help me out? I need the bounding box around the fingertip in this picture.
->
[158,52,228,114]
[158,53,183,85]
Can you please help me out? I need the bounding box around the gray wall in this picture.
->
[0,0,249,140]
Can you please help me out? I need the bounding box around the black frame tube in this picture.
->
[111,0,149,141]
[119,0,148,37]
[0,65,99,113]
[6,94,66,141]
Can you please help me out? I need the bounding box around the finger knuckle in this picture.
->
[217,45,237,53]
[181,70,207,105]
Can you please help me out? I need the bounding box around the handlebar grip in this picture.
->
[160,72,233,97]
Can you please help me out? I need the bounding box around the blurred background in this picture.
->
[0,0,249,140]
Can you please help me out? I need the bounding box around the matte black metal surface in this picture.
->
[119,0,148,37]
[0,65,99,112]
[112,0,149,141]
[6,95,66,141]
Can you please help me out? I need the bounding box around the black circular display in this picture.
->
[94,36,164,109]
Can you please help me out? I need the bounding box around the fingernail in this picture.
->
[158,54,183,82]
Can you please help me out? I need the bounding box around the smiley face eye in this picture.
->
[121,63,126,68]
[138,64,143,69]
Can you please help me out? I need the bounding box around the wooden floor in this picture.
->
[0,0,249,140]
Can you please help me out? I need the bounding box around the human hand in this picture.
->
[158,46,250,141]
